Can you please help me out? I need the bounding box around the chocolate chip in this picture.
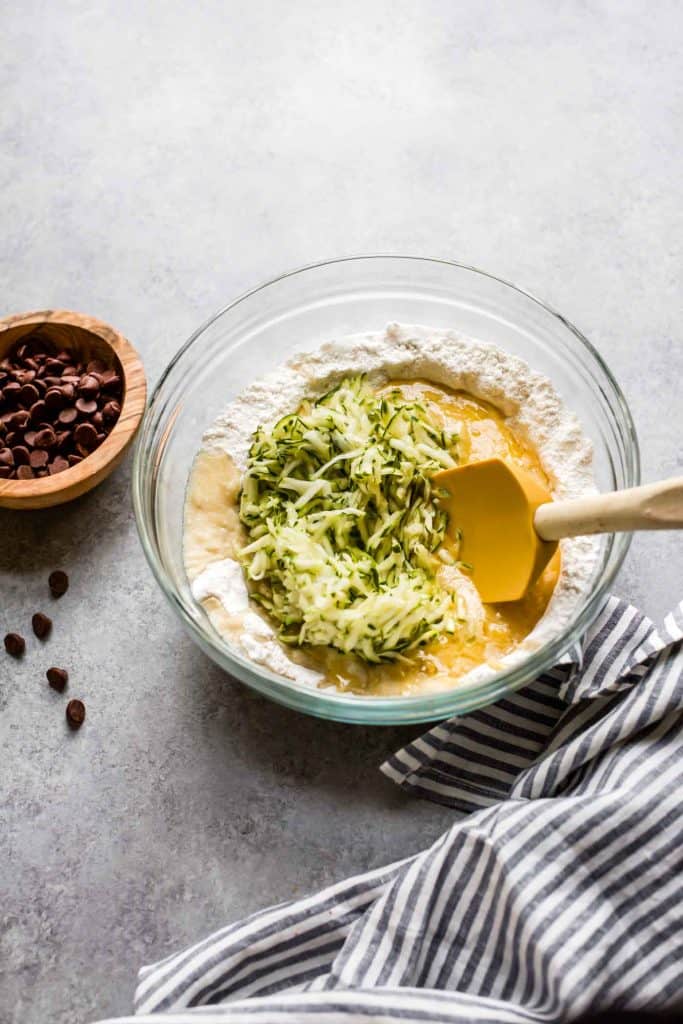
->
[73,422,98,449]
[102,400,121,423]
[78,374,100,398]
[16,465,34,479]
[12,409,30,428]
[0,447,14,466]
[66,698,85,728]
[49,456,69,475]
[3,381,21,401]
[23,430,37,447]
[60,383,76,402]
[57,406,78,425]
[29,449,48,469]
[44,387,64,411]
[100,370,121,393]
[75,397,97,416]
[29,400,47,425]
[92,411,104,430]
[12,446,30,466]
[0,465,11,478]
[32,612,52,639]
[87,359,107,375]
[18,383,39,407]
[67,454,83,466]
[45,358,65,376]
[47,666,68,692]
[48,570,69,597]
[34,427,57,449]
[4,632,25,657]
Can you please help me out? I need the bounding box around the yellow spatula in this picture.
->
[433,459,683,603]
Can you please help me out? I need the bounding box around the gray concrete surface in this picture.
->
[1,2,681,1022]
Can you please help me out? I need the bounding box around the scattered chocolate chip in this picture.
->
[32,612,52,639]
[48,570,69,597]
[16,465,34,479]
[47,666,68,691]
[4,632,25,657]
[66,698,85,728]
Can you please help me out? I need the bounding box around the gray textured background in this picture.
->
[1,2,681,1022]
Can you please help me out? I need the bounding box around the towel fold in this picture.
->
[97,597,683,1024]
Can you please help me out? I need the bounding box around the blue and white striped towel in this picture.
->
[98,597,683,1024]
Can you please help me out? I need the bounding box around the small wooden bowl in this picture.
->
[0,310,146,509]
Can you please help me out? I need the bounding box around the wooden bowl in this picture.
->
[0,310,146,509]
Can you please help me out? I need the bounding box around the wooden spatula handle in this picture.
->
[534,476,683,542]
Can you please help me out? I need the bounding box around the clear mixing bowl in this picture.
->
[133,256,639,724]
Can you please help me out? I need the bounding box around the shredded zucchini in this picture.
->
[238,375,464,663]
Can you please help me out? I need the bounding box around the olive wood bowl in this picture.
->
[0,310,146,509]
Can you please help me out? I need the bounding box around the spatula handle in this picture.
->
[534,477,683,542]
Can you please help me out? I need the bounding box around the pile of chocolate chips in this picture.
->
[0,335,122,479]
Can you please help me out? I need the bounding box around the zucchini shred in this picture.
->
[238,374,473,664]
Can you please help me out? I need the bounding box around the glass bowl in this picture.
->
[133,256,639,725]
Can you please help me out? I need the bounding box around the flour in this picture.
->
[191,323,598,691]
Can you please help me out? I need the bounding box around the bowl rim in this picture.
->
[133,254,640,723]
[0,308,147,501]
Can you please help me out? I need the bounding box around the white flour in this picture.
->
[191,322,598,690]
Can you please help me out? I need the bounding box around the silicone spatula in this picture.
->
[433,458,683,603]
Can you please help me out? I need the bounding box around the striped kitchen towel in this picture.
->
[98,597,683,1024]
